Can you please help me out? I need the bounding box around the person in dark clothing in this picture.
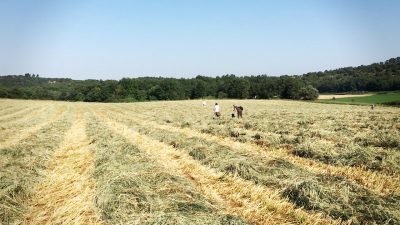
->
[233,105,243,118]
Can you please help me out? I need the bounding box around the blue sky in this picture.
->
[0,0,399,80]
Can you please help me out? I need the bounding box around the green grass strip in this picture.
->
[318,92,400,105]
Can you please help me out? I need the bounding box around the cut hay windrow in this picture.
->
[0,104,14,113]
[86,112,247,224]
[23,107,103,225]
[0,105,58,145]
[93,107,342,225]
[0,106,73,225]
[292,140,400,175]
[96,107,400,224]
[124,104,400,176]
[0,105,48,127]
[278,147,400,194]
[0,106,39,123]
[0,104,67,149]
[113,101,400,174]
[0,105,43,124]
[106,105,400,196]
[0,105,27,118]
[1,99,399,225]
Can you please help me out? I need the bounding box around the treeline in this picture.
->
[0,57,399,102]
[0,74,321,101]
[302,57,400,92]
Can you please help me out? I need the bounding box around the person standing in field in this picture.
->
[214,103,221,118]
[233,105,243,118]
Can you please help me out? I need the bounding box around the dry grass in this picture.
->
[93,106,342,225]
[0,105,72,224]
[0,104,66,149]
[97,102,400,224]
[106,105,400,196]
[86,111,247,224]
[0,105,42,124]
[111,119,398,223]
[0,105,27,119]
[0,105,47,128]
[1,99,399,225]
[23,106,103,225]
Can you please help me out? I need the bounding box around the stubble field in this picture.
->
[0,99,399,225]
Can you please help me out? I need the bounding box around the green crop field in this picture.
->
[0,99,399,225]
[318,92,400,105]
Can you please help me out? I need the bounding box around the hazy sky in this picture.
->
[1,0,399,80]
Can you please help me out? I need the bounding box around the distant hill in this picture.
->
[0,57,399,102]
[301,57,400,93]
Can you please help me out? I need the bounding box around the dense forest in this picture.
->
[0,57,399,102]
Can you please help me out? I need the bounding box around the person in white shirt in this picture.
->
[213,103,221,118]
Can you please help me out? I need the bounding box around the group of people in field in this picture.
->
[203,101,375,119]
[202,101,243,119]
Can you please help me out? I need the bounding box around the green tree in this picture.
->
[280,77,302,99]
[74,92,85,101]
[191,80,207,98]
[85,86,105,102]
[227,78,250,99]
[0,88,8,98]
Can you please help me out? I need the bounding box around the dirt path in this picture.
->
[23,106,103,225]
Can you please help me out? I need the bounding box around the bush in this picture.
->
[298,85,319,100]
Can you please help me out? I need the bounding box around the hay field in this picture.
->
[0,99,399,225]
